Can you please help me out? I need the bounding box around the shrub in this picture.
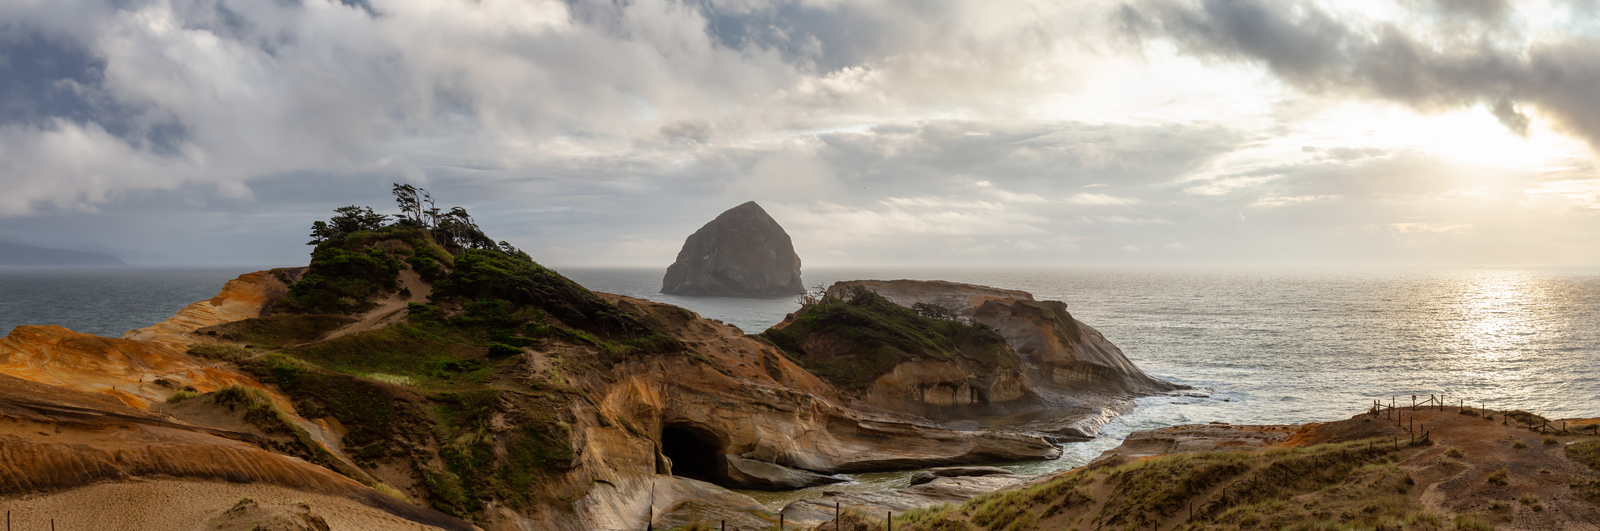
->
[1568,439,1600,471]
[279,245,405,314]
[1518,493,1542,511]
[1543,436,1558,446]
[1487,468,1509,486]
[486,343,522,358]
[1504,410,1549,426]
[1512,439,1528,449]
[166,390,200,403]
[1444,447,1463,458]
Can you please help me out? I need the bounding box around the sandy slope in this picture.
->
[0,479,451,531]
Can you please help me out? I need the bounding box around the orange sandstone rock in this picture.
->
[0,324,283,410]
[122,270,290,348]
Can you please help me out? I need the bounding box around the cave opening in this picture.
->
[661,423,726,484]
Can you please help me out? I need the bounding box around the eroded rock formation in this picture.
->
[572,294,1062,529]
[661,201,804,297]
[827,279,1177,395]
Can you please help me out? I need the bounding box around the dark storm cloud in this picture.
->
[0,33,189,156]
[1118,0,1600,149]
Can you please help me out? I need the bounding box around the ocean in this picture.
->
[0,267,253,338]
[5,265,1599,502]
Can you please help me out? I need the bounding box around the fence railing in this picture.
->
[1375,394,1600,436]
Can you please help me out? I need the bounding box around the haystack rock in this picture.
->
[662,201,804,297]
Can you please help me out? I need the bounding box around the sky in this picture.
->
[1,0,1598,267]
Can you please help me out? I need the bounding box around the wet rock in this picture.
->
[908,466,1014,486]
[724,455,846,490]
[1087,423,1302,467]
[662,201,804,297]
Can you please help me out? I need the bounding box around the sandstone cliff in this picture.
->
[826,279,1176,395]
[0,268,471,530]
[759,286,1038,420]
[662,201,805,297]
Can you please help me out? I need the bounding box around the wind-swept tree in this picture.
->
[392,184,424,227]
[307,205,388,245]
[306,184,529,262]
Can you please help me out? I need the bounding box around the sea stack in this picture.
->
[662,201,805,297]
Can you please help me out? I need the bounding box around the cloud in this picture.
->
[0,0,1125,216]
[3,0,1600,267]
[1064,192,1143,205]
[1118,0,1600,150]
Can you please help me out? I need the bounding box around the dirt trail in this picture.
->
[324,269,431,342]
[1276,407,1600,530]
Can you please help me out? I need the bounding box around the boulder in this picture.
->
[662,201,805,297]
[723,455,846,490]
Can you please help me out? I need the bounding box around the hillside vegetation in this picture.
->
[814,407,1600,531]
[760,286,1021,390]
[209,186,684,521]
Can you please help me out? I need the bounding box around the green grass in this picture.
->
[278,325,497,387]
[1453,514,1495,531]
[186,343,251,362]
[196,314,355,349]
[165,390,200,403]
[1568,438,1600,471]
[891,505,976,531]
[247,345,578,519]
[759,287,1020,390]
[894,438,1426,531]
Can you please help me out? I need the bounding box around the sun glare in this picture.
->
[1298,103,1591,170]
